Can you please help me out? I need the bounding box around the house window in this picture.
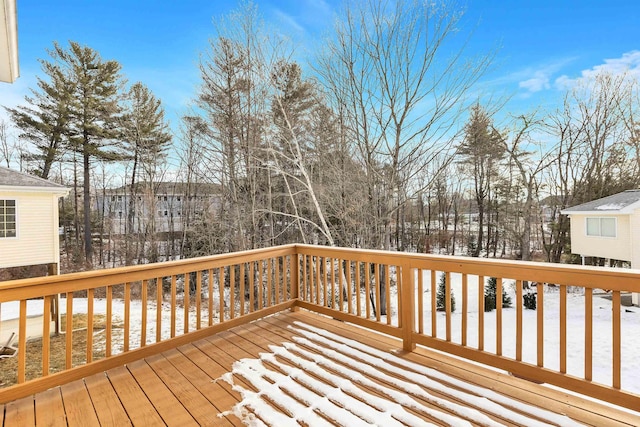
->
[0,199,17,238]
[586,217,616,238]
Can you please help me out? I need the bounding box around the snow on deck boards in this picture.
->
[1,311,639,426]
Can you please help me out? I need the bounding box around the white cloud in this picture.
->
[518,71,551,93]
[554,50,640,89]
[515,58,575,95]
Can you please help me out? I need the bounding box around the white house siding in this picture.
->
[569,214,632,262]
[0,191,60,268]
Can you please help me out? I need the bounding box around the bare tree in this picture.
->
[543,72,637,263]
[316,0,493,251]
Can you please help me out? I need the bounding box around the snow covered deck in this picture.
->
[2,310,637,426]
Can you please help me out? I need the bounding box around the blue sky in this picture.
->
[2,0,640,131]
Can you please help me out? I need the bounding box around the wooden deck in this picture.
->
[1,310,639,426]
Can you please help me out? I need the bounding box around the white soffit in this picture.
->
[0,0,18,83]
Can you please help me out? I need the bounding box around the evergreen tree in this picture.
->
[5,53,74,178]
[457,104,505,257]
[120,82,172,264]
[436,272,455,312]
[484,276,512,311]
[55,41,124,265]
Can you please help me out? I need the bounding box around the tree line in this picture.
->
[1,0,639,271]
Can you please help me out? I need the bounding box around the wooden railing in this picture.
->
[295,244,640,411]
[0,245,298,402]
[1,244,639,411]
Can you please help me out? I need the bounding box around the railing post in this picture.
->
[291,251,300,312]
[401,262,415,351]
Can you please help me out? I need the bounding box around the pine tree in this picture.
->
[120,82,172,264]
[5,53,74,178]
[457,104,505,257]
[56,41,124,265]
[484,277,512,311]
[436,272,455,312]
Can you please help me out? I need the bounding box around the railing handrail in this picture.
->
[295,243,640,292]
[0,244,297,302]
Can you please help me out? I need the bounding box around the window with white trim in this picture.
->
[0,199,17,238]
[586,217,616,238]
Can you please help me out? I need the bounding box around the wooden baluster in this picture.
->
[184,274,190,333]
[141,280,147,347]
[249,262,255,312]
[239,263,245,316]
[18,299,27,383]
[315,257,320,305]
[157,277,163,341]
[537,283,544,367]
[258,261,264,310]
[87,288,94,361]
[560,284,567,373]
[330,257,336,309]
[431,270,436,337]
[322,257,327,307]
[301,256,307,303]
[219,268,225,322]
[496,278,503,356]
[585,287,593,381]
[356,261,362,316]
[124,284,130,351]
[516,280,523,361]
[365,262,371,319]
[43,295,51,376]
[106,286,113,356]
[170,276,177,337]
[230,266,235,319]
[478,275,484,351]
[290,254,299,304]
[613,290,621,389]
[268,259,273,307]
[445,272,452,341]
[276,258,281,304]
[462,274,468,346]
[196,270,202,328]
[339,259,344,311]
[347,260,353,314]
[397,265,403,328]
[207,268,213,326]
[386,265,392,325]
[375,263,381,322]
[418,269,424,334]
[208,270,213,325]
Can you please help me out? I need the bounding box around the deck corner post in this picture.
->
[290,252,300,312]
[401,263,416,351]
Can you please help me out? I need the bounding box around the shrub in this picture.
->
[436,272,456,312]
[484,277,512,311]
[523,291,537,310]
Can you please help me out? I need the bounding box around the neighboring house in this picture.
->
[96,182,221,234]
[0,167,69,274]
[0,0,19,83]
[561,189,640,305]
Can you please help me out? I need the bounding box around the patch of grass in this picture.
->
[0,314,123,388]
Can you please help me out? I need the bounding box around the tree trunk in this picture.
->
[83,141,92,267]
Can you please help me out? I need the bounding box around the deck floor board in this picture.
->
[34,387,66,427]
[83,372,132,426]
[59,379,100,427]
[2,310,639,426]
